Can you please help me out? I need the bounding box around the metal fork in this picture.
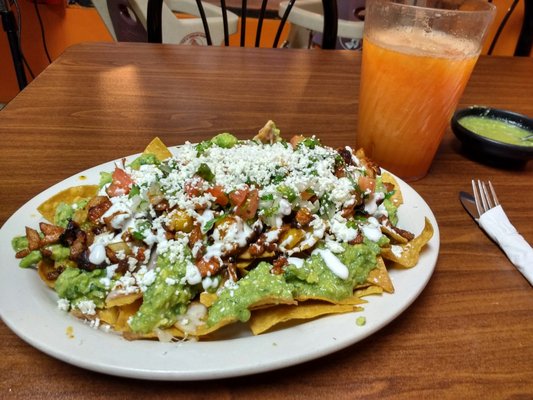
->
[470,179,533,285]
[471,180,500,218]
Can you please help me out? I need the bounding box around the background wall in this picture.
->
[0,3,112,104]
[0,0,528,104]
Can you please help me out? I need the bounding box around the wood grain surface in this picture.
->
[0,43,531,399]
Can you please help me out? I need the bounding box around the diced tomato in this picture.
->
[229,187,249,207]
[106,167,133,197]
[358,176,376,193]
[300,189,315,201]
[235,189,259,220]
[207,185,229,206]
[184,177,205,197]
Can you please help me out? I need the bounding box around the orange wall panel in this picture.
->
[1,4,112,103]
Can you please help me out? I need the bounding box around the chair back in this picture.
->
[93,0,147,41]
[515,0,532,56]
[280,0,364,49]
[147,0,339,49]
[94,0,236,45]
[488,0,532,56]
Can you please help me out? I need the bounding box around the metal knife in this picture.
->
[459,191,479,222]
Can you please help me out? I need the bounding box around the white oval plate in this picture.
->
[0,151,439,380]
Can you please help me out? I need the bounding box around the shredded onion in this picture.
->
[154,328,174,343]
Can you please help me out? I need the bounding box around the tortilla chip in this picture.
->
[105,291,143,308]
[249,302,357,335]
[381,172,403,207]
[143,137,172,161]
[295,294,367,306]
[365,257,394,293]
[380,224,409,244]
[114,299,142,332]
[249,297,297,310]
[278,228,306,250]
[199,291,218,307]
[381,217,434,268]
[235,260,253,271]
[193,317,237,336]
[122,322,187,341]
[162,327,187,339]
[354,285,384,297]
[37,185,99,223]
[122,331,157,341]
[97,307,119,326]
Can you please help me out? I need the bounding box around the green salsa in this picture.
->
[459,116,533,147]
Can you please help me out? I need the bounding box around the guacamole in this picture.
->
[128,253,199,334]
[207,262,294,326]
[55,268,110,309]
[208,242,380,327]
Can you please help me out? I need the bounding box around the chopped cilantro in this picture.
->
[195,140,213,155]
[202,213,226,233]
[129,184,141,199]
[298,137,321,149]
[196,163,215,182]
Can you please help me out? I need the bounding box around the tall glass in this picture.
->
[356,0,496,181]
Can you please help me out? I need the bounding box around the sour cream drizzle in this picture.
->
[89,244,107,265]
[313,248,349,280]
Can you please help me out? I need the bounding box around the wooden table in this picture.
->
[0,43,532,398]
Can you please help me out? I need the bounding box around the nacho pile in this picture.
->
[12,121,433,340]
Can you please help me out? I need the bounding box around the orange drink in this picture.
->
[356,0,495,181]
[358,30,478,180]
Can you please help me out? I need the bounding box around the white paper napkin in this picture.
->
[478,205,533,286]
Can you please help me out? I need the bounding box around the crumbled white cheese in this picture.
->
[165,277,177,286]
[184,261,202,285]
[202,276,219,291]
[89,318,101,329]
[329,214,358,242]
[139,269,157,291]
[391,244,404,258]
[76,300,96,316]
[57,298,70,312]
